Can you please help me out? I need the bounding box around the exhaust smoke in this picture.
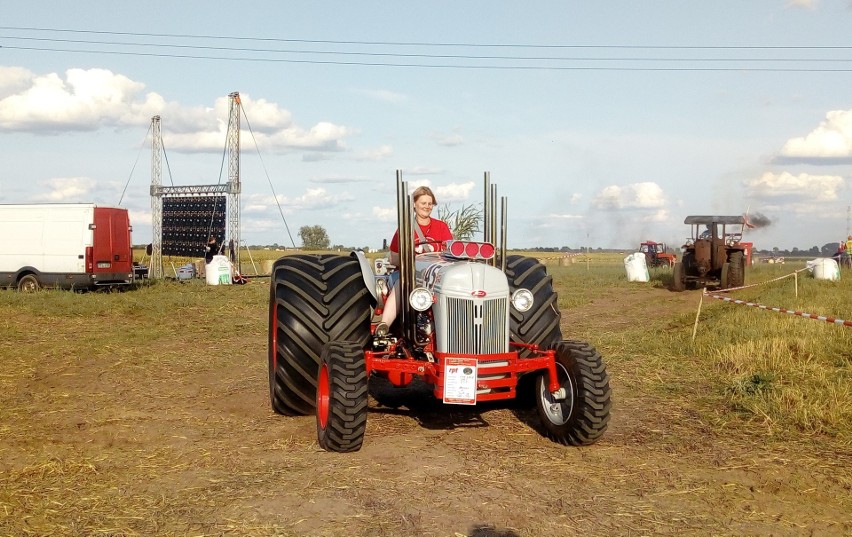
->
[746,212,771,229]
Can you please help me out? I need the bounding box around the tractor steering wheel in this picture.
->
[415,240,445,254]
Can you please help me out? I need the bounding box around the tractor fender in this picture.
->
[350,250,378,304]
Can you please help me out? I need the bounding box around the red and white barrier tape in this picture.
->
[712,267,811,294]
[705,294,852,327]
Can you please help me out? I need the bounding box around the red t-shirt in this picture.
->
[389,218,453,253]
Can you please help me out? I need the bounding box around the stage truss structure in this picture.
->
[149,92,242,278]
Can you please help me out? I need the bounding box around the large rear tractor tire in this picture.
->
[268,254,372,416]
[505,255,562,355]
[317,341,368,453]
[672,262,685,292]
[727,251,745,288]
[536,340,611,446]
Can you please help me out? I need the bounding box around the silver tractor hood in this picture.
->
[414,257,510,355]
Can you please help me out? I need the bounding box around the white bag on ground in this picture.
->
[624,252,650,282]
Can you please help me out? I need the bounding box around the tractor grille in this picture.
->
[440,296,508,354]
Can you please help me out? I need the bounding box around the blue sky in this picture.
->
[2,1,851,252]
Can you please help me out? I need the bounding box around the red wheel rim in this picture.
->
[317,363,330,429]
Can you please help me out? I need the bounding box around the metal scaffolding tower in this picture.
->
[149,92,242,278]
[150,116,163,279]
[226,92,242,266]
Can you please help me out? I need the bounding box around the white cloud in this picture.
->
[32,177,96,201]
[744,171,844,201]
[285,187,352,209]
[641,209,669,222]
[786,0,818,9]
[310,175,369,184]
[163,99,354,154]
[229,95,293,133]
[372,206,396,222]
[302,152,335,162]
[592,182,666,210]
[355,144,393,161]
[404,167,443,176]
[241,187,353,214]
[779,109,852,158]
[435,134,464,147]
[0,66,34,98]
[0,68,146,131]
[0,68,353,154]
[266,121,351,151]
[370,181,475,221]
[432,128,465,147]
[435,182,475,203]
[547,213,583,220]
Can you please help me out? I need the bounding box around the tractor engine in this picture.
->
[415,257,511,355]
[693,239,712,275]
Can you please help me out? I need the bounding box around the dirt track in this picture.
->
[1,281,849,536]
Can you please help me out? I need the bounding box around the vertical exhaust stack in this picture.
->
[490,183,498,267]
[483,171,491,246]
[396,171,414,340]
[482,172,506,269]
[500,196,508,272]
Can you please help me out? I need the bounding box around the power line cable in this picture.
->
[118,121,151,206]
[2,35,850,63]
[4,45,852,72]
[3,25,852,50]
[239,103,297,248]
[3,26,852,71]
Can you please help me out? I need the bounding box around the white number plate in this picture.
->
[443,357,478,405]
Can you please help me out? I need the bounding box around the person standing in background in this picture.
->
[205,234,219,264]
[845,235,852,268]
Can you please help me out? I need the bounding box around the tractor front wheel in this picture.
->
[317,341,368,453]
[727,251,745,288]
[672,262,685,292]
[536,340,611,446]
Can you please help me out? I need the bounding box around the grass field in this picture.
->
[1,251,849,536]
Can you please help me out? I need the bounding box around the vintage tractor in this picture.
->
[267,172,612,452]
[639,241,676,268]
[672,215,749,292]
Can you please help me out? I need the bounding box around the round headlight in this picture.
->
[511,289,534,312]
[409,287,434,311]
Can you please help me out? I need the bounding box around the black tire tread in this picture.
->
[505,255,562,355]
[317,341,368,453]
[538,340,611,446]
[672,262,685,292]
[727,251,745,288]
[268,255,371,416]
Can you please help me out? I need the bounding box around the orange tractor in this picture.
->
[639,241,677,267]
[672,215,749,291]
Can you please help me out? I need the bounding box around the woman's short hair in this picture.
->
[412,185,437,205]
